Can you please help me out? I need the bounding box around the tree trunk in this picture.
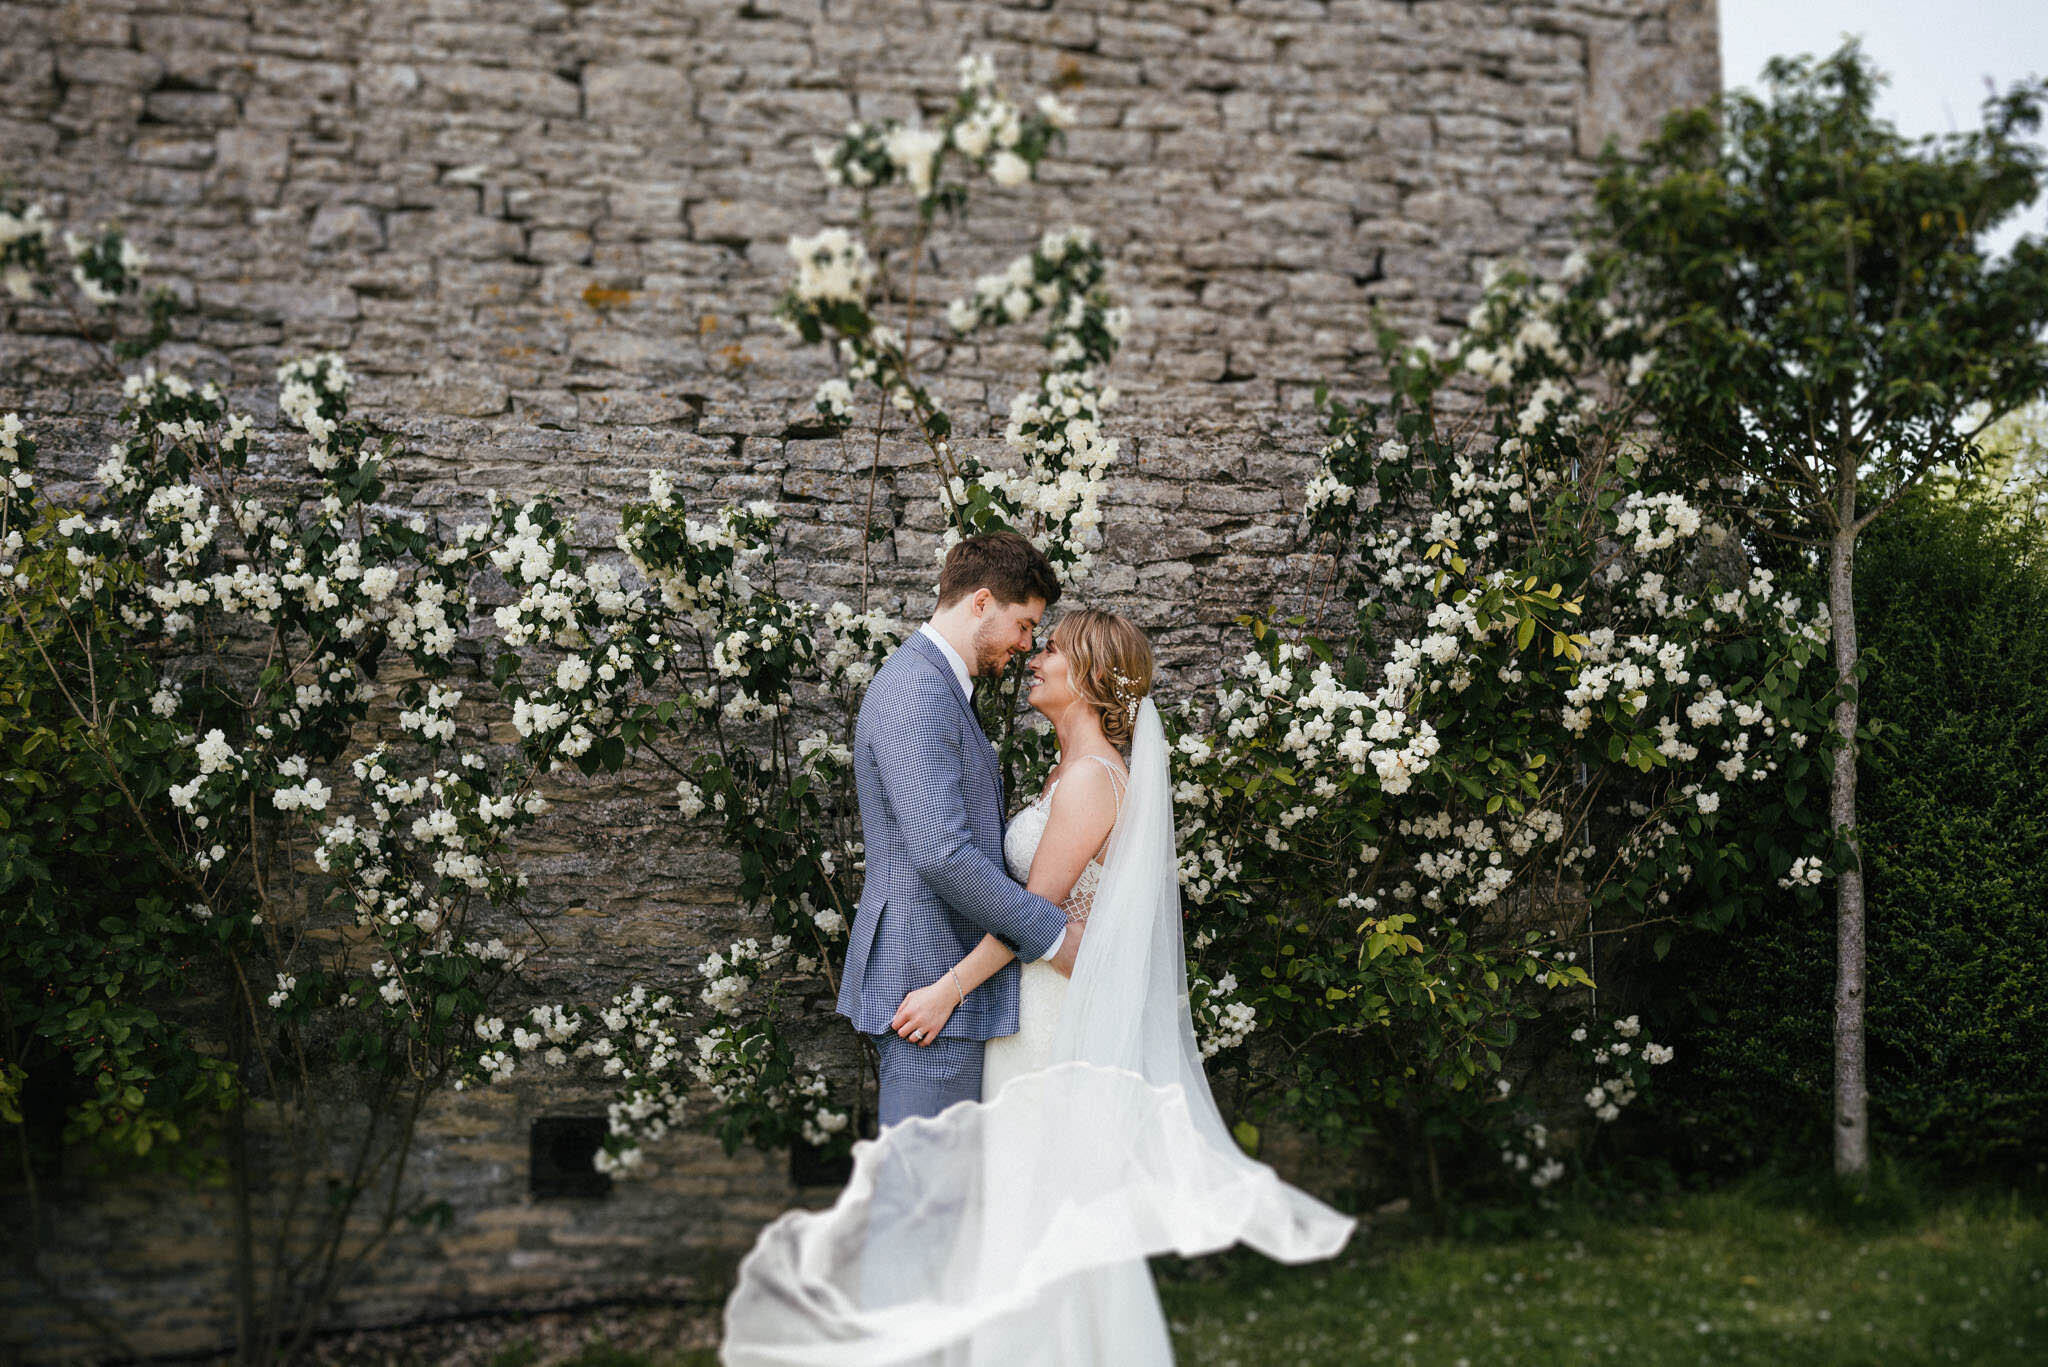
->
[1827,518,1870,1180]
[229,1019,256,1367]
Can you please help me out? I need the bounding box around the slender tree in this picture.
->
[1589,43,2048,1178]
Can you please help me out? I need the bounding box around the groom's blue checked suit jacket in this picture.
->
[836,631,1068,1041]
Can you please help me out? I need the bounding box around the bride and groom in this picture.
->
[723,533,1354,1365]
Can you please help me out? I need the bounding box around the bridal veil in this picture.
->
[721,699,1357,1365]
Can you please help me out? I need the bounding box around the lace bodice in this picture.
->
[1002,754,1129,923]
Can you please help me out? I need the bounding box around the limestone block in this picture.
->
[200,277,360,324]
[415,370,512,417]
[688,196,805,244]
[308,201,386,251]
[254,55,352,104]
[131,133,217,169]
[355,62,422,107]
[422,63,581,118]
[528,227,593,263]
[142,90,242,128]
[506,186,605,226]
[608,181,686,233]
[1579,2,1719,157]
[55,45,163,90]
[209,126,290,204]
[585,61,691,124]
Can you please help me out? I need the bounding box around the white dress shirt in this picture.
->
[917,622,973,702]
[916,622,1065,964]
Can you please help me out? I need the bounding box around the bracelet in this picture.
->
[949,968,966,1006]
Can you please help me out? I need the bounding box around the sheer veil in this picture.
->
[722,699,1356,1365]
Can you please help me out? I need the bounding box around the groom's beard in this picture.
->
[969,618,1016,679]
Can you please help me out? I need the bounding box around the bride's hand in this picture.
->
[889,980,959,1048]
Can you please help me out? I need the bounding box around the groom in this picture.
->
[837,531,1082,1128]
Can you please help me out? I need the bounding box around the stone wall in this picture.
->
[0,0,1716,1357]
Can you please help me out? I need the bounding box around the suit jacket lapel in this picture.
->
[904,632,975,721]
[903,633,1002,802]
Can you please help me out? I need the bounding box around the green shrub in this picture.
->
[0,515,239,1172]
[1641,484,2048,1178]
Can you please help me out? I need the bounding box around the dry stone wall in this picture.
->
[0,0,1716,1356]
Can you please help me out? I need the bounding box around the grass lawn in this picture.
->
[1159,1181,2048,1367]
[468,1179,2044,1367]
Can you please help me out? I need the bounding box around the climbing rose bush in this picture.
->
[470,51,1127,1167]
[1165,258,1836,1189]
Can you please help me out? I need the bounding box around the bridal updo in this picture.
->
[1051,608,1154,750]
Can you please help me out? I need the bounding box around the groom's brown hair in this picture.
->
[935,531,1062,610]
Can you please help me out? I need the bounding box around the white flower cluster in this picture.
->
[61,227,145,306]
[1401,807,1570,912]
[1612,490,1705,554]
[810,377,854,424]
[276,353,353,459]
[1499,1121,1567,1190]
[399,685,463,744]
[1497,1018,1674,1193]
[947,52,1041,188]
[1209,640,1442,799]
[271,752,332,814]
[1457,259,1650,393]
[267,973,298,1011]
[785,228,875,308]
[1778,854,1826,889]
[1570,1014,1674,1123]
[618,484,766,621]
[312,745,540,954]
[502,1005,582,1071]
[699,934,794,1018]
[0,411,26,477]
[689,1022,849,1154]
[1178,841,1243,905]
[1284,282,1831,922]
[168,727,250,817]
[1190,971,1258,1059]
[796,729,852,774]
[819,601,903,693]
[810,53,1063,201]
[786,64,1127,609]
[490,488,735,769]
[0,202,52,299]
[947,227,1117,340]
[794,1071,852,1148]
[854,225,1123,586]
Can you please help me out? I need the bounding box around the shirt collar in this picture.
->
[917,622,973,701]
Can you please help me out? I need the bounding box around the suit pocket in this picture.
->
[849,896,885,969]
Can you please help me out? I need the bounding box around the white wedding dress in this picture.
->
[981,753,1127,1100]
[722,701,1355,1366]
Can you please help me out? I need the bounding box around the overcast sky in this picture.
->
[1719,0,2046,255]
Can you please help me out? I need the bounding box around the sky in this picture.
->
[1719,0,2047,255]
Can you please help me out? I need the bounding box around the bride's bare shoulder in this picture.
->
[1044,754,1123,826]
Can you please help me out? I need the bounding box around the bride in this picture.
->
[722,608,1355,1365]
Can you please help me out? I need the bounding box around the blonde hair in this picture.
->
[1050,608,1154,749]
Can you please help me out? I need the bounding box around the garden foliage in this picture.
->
[1646,480,2048,1178]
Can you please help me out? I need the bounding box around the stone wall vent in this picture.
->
[529,1116,612,1198]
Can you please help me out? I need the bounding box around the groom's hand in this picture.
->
[1047,921,1083,978]
[890,981,960,1048]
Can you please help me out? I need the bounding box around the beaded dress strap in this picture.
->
[1037,754,1129,809]
[1052,756,1130,925]
[1080,753,1130,812]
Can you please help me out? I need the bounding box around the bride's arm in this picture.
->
[890,764,1120,1047]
